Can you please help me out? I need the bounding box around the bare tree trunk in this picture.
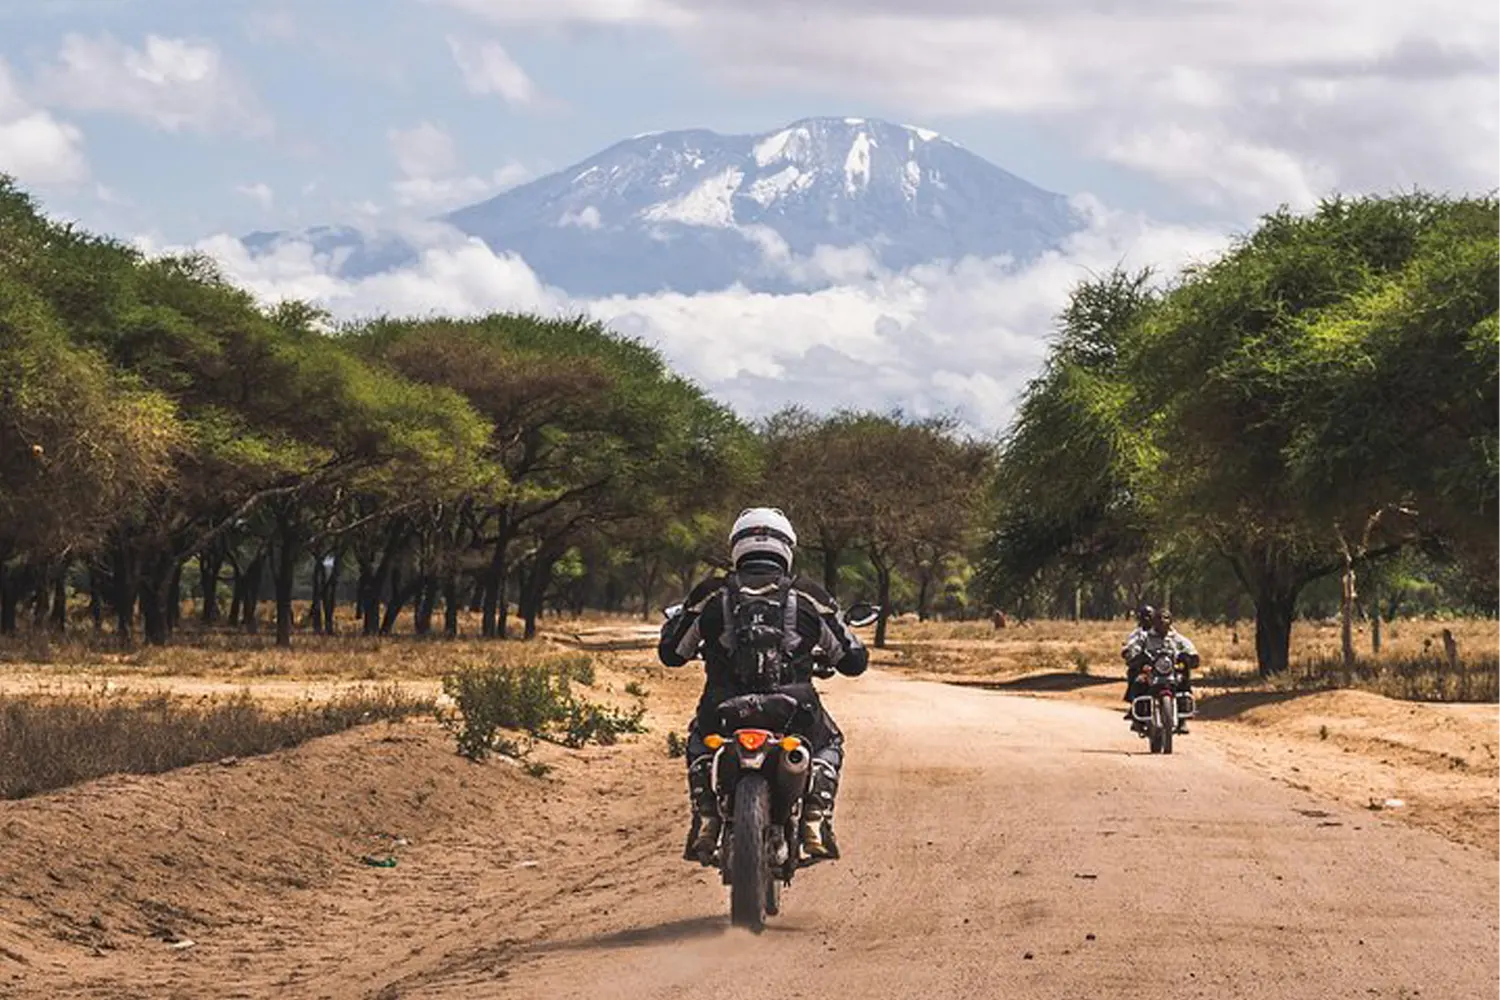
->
[199,550,221,625]
[89,566,103,632]
[481,518,513,638]
[50,573,67,632]
[242,555,265,634]
[310,558,326,634]
[167,562,182,633]
[31,568,51,628]
[139,552,175,646]
[871,549,893,650]
[322,555,341,634]
[113,547,137,644]
[0,561,18,637]
[443,571,461,637]
[1252,583,1296,676]
[1340,560,1357,670]
[414,576,437,636]
[273,546,296,649]
[639,559,659,622]
[227,552,246,626]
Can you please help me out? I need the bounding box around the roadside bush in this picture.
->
[438,658,646,761]
[0,685,430,799]
[1286,652,1499,703]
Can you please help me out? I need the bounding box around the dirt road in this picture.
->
[5,669,1495,999]
[473,673,1496,1000]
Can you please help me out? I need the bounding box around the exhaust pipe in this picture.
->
[773,744,811,821]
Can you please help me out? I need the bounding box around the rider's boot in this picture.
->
[802,758,841,860]
[686,754,719,863]
[691,815,722,862]
[801,809,830,858]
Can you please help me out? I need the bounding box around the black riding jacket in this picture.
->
[658,561,869,723]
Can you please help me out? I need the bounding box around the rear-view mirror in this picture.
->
[843,602,880,628]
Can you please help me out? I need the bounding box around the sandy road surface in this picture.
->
[6,670,1495,999]
[469,673,1496,1000]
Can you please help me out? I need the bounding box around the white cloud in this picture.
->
[243,7,300,45]
[234,181,275,210]
[447,37,545,108]
[429,0,689,28]
[386,122,529,210]
[36,33,271,135]
[389,122,461,179]
[0,59,89,185]
[559,205,602,228]
[434,0,1498,216]
[163,194,1229,434]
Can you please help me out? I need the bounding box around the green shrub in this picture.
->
[438,658,646,761]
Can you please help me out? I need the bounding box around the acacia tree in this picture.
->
[981,268,1156,618]
[1282,198,1499,663]
[985,194,1498,674]
[759,406,863,595]
[362,312,755,639]
[1131,195,1493,673]
[0,277,177,633]
[790,410,993,647]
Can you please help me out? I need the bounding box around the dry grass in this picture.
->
[0,684,432,799]
[0,623,603,683]
[881,616,1498,703]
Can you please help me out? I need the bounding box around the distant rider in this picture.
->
[658,507,869,863]
[1120,604,1154,711]
[1122,607,1199,732]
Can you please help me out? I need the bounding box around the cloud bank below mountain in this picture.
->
[162,194,1230,434]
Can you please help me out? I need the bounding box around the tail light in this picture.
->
[736,730,771,752]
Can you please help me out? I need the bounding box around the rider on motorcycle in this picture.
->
[1122,607,1199,732]
[658,507,868,863]
[1120,604,1154,707]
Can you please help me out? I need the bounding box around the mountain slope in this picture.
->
[246,117,1084,297]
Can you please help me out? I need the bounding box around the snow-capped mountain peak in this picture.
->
[246,116,1082,297]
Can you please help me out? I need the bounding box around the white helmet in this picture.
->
[729,506,797,571]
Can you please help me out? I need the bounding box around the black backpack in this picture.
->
[720,572,800,692]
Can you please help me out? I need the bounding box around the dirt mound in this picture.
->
[0,655,704,999]
[0,720,528,994]
[1197,689,1499,854]
[1204,688,1497,775]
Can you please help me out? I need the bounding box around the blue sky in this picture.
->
[2,0,1206,242]
[1,0,1495,430]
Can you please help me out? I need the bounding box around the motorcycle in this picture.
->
[664,600,879,932]
[1129,650,1196,754]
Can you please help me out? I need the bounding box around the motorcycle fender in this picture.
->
[709,746,729,798]
[736,751,768,770]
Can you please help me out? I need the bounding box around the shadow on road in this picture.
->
[1193,689,1316,720]
[947,672,1119,693]
[519,915,731,954]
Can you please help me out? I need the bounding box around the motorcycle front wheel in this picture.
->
[1158,693,1176,755]
[729,772,771,932]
